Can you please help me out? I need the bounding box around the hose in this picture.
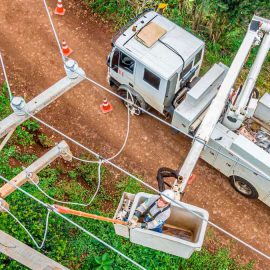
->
[156,167,178,192]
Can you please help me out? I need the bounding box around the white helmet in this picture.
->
[161,189,175,203]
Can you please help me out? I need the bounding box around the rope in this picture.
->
[25,113,270,261]
[29,159,103,207]
[0,53,13,101]
[42,0,66,63]
[0,204,51,249]
[0,174,146,270]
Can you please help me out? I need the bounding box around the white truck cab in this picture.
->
[107,10,204,115]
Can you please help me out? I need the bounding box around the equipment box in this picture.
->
[113,192,135,238]
[129,192,209,258]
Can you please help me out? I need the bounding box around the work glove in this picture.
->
[134,223,147,229]
[128,219,138,229]
[140,223,147,229]
[131,215,139,222]
[133,210,141,219]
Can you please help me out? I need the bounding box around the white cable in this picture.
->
[42,0,66,63]
[29,160,103,207]
[107,101,131,161]
[67,104,131,163]
[0,53,13,101]
[76,71,270,182]
[0,204,50,249]
[0,174,146,270]
[26,113,270,261]
[68,89,132,164]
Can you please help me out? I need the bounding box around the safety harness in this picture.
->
[144,199,170,222]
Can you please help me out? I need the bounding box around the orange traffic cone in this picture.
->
[54,0,66,15]
[187,174,196,185]
[100,98,113,113]
[62,40,73,57]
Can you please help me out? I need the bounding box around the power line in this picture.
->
[0,204,50,249]
[42,0,66,63]
[26,111,270,261]
[0,53,13,101]
[0,174,146,270]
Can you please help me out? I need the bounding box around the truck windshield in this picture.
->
[119,52,135,74]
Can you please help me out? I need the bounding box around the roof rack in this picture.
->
[111,8,154,45]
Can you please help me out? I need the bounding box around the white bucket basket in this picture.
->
[114,192,209,258]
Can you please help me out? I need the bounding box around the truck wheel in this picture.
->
[117,89,146,116]
[229,176,258,199]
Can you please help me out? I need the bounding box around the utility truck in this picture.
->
[107,10,270,207]
[51,9,270,261]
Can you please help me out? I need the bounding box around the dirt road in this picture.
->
[0,0,270,269]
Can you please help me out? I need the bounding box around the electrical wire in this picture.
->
[25,112,270,261]
[0,204,50,249]
[42,0,66,63]
[0,174,146,270]
[29,159,103,207]
[0,53,13,101]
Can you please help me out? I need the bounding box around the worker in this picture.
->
[128,189,175,233]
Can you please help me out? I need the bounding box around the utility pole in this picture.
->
[0,140,72,210]
[0,59,84,139]
[0,230,69,270]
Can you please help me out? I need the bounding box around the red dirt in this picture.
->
[0,0,270,269]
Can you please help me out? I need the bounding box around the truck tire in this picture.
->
[117,87,147,116]
[229,175,258,199]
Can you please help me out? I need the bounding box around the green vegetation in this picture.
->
[0,83,253,269]
[87,0,270,93]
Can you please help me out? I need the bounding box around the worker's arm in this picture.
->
[141,209,170,230]
[133,197,157,219]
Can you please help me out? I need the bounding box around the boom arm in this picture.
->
[223,16,270,130]
[175,17,269,197]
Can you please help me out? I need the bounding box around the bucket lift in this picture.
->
[113,192,208,258]
[114,16,267,258]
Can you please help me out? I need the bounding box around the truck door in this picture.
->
[110,48,135,88]
[135,63,166,113]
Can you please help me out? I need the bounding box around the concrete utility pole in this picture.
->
[0,140,72,210]
[0,230,69,270]
[0,59,84,139]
